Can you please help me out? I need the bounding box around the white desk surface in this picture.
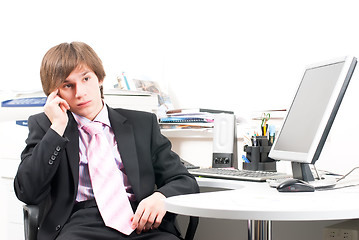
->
[165,177,359,221]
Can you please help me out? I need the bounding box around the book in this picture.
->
[159,122,214,129]
[159,108,226,130]
[159,115,215,130]
[159,117,214,123]
[166,108,234,115]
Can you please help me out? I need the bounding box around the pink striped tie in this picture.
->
[83,122,134,235]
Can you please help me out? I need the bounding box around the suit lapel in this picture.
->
[107,106,140,197]
[63,112,80,189]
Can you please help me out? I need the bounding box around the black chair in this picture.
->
[23,204,198,240]
[23,205,39,240]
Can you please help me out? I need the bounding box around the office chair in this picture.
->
[23,204,198,240]
[23,205,39,240]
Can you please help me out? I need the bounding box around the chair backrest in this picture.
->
[23,205,39,240]
[23,196,51,240]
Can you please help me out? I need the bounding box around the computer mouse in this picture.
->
[276,178,315,192]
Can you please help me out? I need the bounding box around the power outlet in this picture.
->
[324,220,359,240]
[343,230,357,240]
[324,229,339,239]
[324,228,357,240]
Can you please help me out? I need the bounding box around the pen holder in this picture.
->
[243,143,276,172]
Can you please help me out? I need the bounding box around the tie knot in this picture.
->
[82,122,104,136]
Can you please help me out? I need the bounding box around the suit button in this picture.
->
[53,151,59,156]
[56,225,61,231]
[51,155,56,160]
[56,146,61,151]
[49,160,54,165]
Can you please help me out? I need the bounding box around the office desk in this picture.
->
[165,178,359,240]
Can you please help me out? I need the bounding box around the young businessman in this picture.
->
[14,42,199,240]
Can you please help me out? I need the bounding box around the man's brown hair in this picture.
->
[40,42,106,97]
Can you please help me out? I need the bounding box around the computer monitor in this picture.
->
[268,56,357,184]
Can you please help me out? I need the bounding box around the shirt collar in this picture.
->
[72,101,111,128]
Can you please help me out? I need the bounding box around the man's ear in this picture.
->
[99,80,104,98]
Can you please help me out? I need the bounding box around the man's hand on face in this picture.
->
[44,89,70,136]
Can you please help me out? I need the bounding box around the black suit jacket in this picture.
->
[14,105,199,240]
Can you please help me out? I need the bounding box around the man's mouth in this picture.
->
[77,100,91,107]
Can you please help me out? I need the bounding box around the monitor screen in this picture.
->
[269,56,356,180]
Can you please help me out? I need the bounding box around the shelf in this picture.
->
[161,129,213,139]
[161,128,244,140]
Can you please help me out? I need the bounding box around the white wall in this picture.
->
[1,1,359,239]
[2,0,359,168]
[2,0,359,111]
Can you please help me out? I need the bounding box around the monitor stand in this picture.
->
[291,162,337,189]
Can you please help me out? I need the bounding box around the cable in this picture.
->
[336,166,359,182]
[310,166,359,191]
[315,166,359,191]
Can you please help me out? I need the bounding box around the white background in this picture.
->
[1,0,359,171]
[2,0,359,112]
[1,1,359,239]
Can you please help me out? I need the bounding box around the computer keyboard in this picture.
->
[189,168,290,182]
[180,158,200,169]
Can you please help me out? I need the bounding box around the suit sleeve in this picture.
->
[14,114,69,204]
[149,114,199,197]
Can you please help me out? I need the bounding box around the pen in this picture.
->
[268,125,275,145]
[242,155,250,163]
[122,72,130,90]
[261,113,270,136]
[251,135,258,146]
[261,124,268,136]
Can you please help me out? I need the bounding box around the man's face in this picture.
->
[58,65,103,121]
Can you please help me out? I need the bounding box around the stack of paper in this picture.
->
[159,108,233,129]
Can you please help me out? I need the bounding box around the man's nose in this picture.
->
[75,84,86,98]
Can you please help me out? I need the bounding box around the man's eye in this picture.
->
[64,84,72,88]
[84,77,89,81]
